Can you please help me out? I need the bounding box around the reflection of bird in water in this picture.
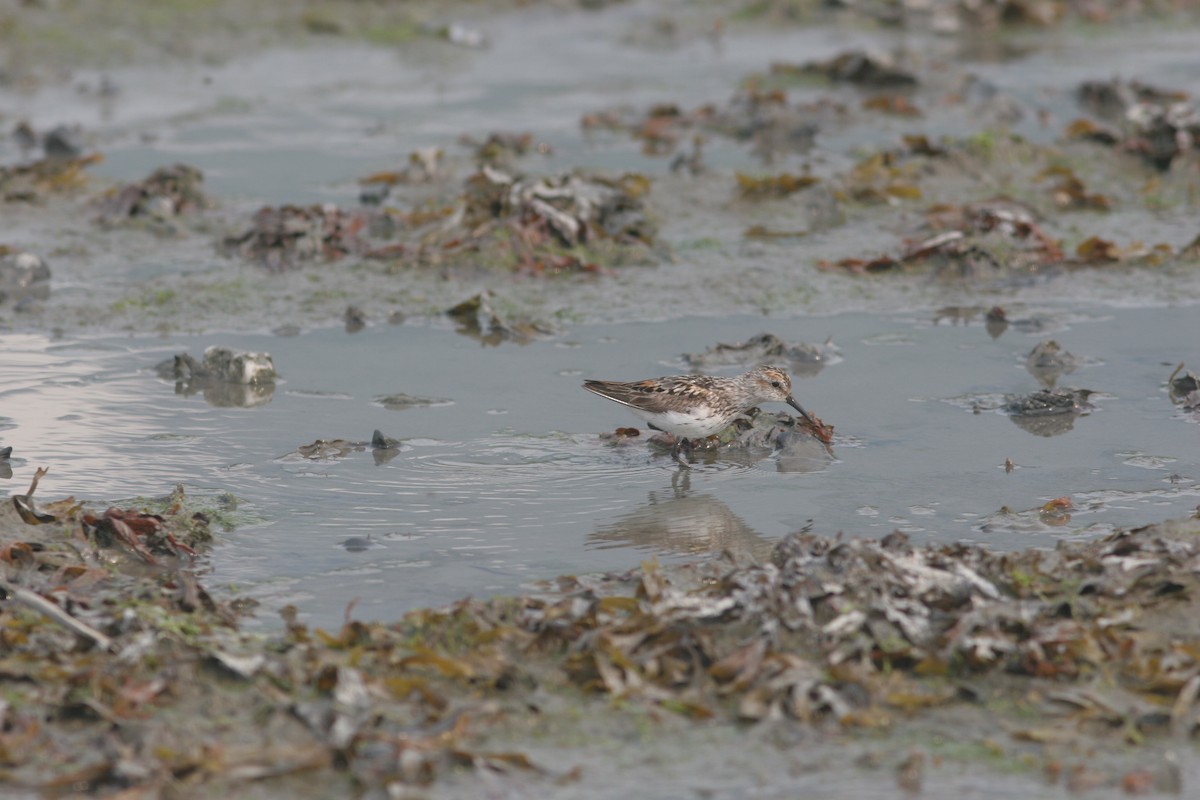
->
[587,476,774,564]
[583,365,816,467]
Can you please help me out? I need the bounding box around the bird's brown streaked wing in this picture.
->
[583,380,636,407]
[583,379,659,410]
[585,377,716,411]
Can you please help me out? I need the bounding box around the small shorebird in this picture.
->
[583,365,816,467]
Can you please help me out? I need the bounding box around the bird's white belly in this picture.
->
[633,406,729,439]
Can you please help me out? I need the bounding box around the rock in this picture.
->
[0,250,51,305]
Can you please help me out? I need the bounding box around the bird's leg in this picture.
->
[670,436,693,468]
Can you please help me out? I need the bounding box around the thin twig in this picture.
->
[0,578,115,652]
[1168,362,1184,386]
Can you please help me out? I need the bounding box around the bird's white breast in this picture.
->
[632,406,729,438]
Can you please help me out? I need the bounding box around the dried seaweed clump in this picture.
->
[0,153,102,203]
[426,166,657,274]
[1071,78,1200,172]
[4,476,1199,796]
[683,332,839,376]
[93,163,210,224]
[582,87,826,162]
[503,519,1200,736]
[222,204,376,272]
[224,168,656,275]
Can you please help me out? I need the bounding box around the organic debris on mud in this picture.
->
[1034,165,1111,212]
[682,332,840,377]
[735,170,820,200]
[12,121,84,159]
[981,305,1074,338]
[0,152,103,203]
[932,305,1012,339]
[640,406,835,466]
[221,204,375,272]
[582,86,830,161]
[431,167,657,273]
[533,516,1200,721]
[370,429,403,465]
[820,196,1057,276]
[4,480,216,600]
[1071,78,1200,171]
[1005,387,1094,417]
[838,150,925,206]
[579,48,1027,173]
[292,429,405,464]
[81,505,206,565]
[597,426,642,445]
[373,393,453,410]
[446,291,553,346]
[1167,363,1200,411]
[294,438,369,460]
[10,466,56,525]
[1004,388,1095,437]
[92,163,210,227]
[358,146,445,205]
[862,93,923,117]
[225,166,656,275]
[819,178,1189,277]
[776,50,919,88]
[975,494,1090,532]
[343,304,367,333]
[154,346,276,407]
[6,468,1200,796]
[158,346,276,386]
[464,131,550,168]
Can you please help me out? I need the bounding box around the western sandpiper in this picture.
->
[583,365,816,467]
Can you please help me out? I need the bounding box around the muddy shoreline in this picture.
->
[3,482,1200,798]
[4,3,1200,337]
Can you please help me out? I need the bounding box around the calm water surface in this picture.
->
[1,306,1196,628]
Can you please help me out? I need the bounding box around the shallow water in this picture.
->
[2,305,1196,628]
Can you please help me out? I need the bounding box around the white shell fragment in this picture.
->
[202,346,276,385]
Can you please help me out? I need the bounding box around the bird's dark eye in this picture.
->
[770,381,782,388]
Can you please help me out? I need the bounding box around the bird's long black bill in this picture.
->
[786,396,818,427]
